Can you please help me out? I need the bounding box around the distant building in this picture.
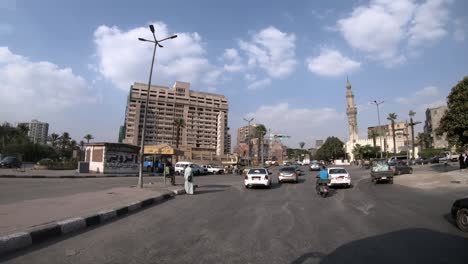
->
[122,81,229,156]
[315,140,324,148]
[18,119,49,144]
[225,131,231,154]
[118,126,125,143]
[368,122,412,142]
[424,105,449,149]
[236,124,257,145]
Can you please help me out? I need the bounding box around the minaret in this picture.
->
[346,78,358,143]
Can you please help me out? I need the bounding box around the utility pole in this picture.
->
[408,117,421,159]
[371,100,384,158]
[243,117,254,167]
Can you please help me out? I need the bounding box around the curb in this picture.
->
[0,188,184,256]
[0,174,164,179]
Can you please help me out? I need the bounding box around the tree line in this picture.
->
[0,123,95,162]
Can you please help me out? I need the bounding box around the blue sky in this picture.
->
[0,0,467,148]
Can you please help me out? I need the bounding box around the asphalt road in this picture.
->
[0,177,143,204]
[2,166,468,264]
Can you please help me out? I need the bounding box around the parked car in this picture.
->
[389,162,413,175]
[429,156,440,164]
[414,157,430,165]
[36,158,53,165]
[190,164,206,175]
[278,166,298,183]
[451,197,468,232]
[174,161,194,174]
[327,167,351,188]
[310,162,320,171]
[244,168,272,188]
[0,156,22,168]
[202,165,224,174]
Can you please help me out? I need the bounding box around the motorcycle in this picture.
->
[315,176,329,198]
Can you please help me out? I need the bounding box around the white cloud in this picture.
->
[221,48,244,72]
[396,86,439,104]
[453,19,466,43]
[246,103,344,147]
[247,78,271,90]
[306,48,361,77]
[238,26,297,78]
[0,47,94,120]
[244,73,257,81]
[408,0,451,47]
[93,22,221,90]
[337,0,452,65]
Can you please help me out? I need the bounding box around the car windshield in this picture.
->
[248,169,266,174]
[279,167,295,172]
[329,169,347,174]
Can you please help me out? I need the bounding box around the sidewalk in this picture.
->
[396,169,468,190]
[0,168,162,178]
[0,181,186,255]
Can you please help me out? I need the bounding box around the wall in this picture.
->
[103,146,139,174]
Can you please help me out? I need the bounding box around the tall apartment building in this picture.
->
[424,105,449,149]
[18,119,49,144]
[236,124,257,145]
[123,81,229,155]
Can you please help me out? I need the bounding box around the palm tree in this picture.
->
[368,130,379,148]
[48,133,59,148]
[173,118,186,149]
[387,113,398,157]
[83,134,94,143]
[352,144,362,160]
[408,110,418,159]
[59,132,71,151]
[299,142,305,149]
[254,124,267,165]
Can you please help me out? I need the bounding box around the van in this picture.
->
[174,161,194,174]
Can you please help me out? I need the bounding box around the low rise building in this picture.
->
[424,105,449,149]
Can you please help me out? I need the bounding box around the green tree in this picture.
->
[79,140,85,150]
[48,133,59,148]
[352,144,363,160]
[437,77,468,148]
[173,118,186,148]
[387,113,398,156]
[83,134,94,143]
[417,132,431,150]
[315,137,345,161]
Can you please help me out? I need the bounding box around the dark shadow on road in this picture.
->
[291,228,468,264]
[195,189,226,195]
[443,212,457,226]
[430,163,459,173]
[198,184,231,188]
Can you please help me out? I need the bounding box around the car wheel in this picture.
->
[409,169,413,174]
[456,209,468,232]
[347,184,351,188]
[389,179,394,184]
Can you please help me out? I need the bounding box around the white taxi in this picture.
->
[245,168,272,188]
[327,167,351,188]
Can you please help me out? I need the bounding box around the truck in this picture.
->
[203,164,225,174]
[370,159,394,184]
[438,151,459,162]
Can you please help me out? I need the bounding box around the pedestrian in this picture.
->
[168,162,175,185]
[459,153,464,170]
[463,151,468,170]
[184,164,195,194]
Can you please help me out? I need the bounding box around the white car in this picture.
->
[310,163,320,171]
[245,168,272,188]
[327,167,351,188]
[278,166,298,183]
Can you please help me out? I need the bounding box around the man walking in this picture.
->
[184,165,195,194]
[460,153,464,170]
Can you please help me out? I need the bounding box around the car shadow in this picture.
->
[195,189,226,195]
[291,228,468,264]
[430,163,459,173]
[199,184,231,188]
[443,212,457,226]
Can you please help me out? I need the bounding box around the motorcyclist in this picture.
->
[317,165,329,186]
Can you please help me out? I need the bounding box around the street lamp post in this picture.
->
[243,117,254,167]
[137,25,177,189]
[371,100,384,158]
